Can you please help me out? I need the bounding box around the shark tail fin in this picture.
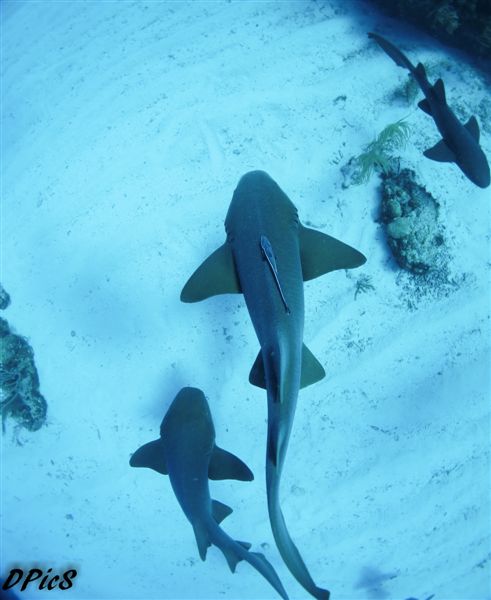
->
[368,32,415,72]
[180,243,241,302]
[299,225,366,281]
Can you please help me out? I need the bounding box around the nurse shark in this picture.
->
[181,171,366,599]
[369,32,490,189]
[130,386,288,599]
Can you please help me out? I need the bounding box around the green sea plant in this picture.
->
[352,119,411,184]
[1,316,47,431]
[354,274,375,300]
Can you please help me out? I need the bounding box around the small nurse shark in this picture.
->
[130,387,289,600]
[369,32,490,189]
[181,171,366,599]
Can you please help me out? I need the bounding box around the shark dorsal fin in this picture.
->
[432,78,446,103]
[464,115,480,141]
[208,445,254,481]
[237,540,252,550]
[415,62,427,78]
[249,343,325,390]
[211,499,233,524]
[423,139,456,163]
[193,523,211,561]
[249,350,266,389]
[180,243,241,302]
[129,439,169,475]
[418,98,432,115]
[299,225,366,281]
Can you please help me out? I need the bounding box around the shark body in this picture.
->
[369,32,490,189]
[130,386,288,600]
[181,171,366,599]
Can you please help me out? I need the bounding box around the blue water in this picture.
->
[1,1,490,599]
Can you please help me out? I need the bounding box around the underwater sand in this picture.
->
[1,1,490,599]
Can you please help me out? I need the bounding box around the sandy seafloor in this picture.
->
[1,1,490,599]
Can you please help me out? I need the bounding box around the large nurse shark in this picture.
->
[369,32,490,189]
[130,386,289,599]
[181,171,366,599]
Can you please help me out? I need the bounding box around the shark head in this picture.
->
[161,387,214,450]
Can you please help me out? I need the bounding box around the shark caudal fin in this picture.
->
[368,32,416,73]
[267,473,329,600]
[180,243,241,302]
[208,445,254,481]
[209,523,290,600]
[299,225,366,281]
[249,344,325,390]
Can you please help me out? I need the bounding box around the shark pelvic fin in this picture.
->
[209,445,254,481]
[418,98,432,115]
[249,344,325,389]
[424,139,456,163]
[129,439,168,475]
[464,116,480,141]
[193,523,211,561]
[300,344,326,388]
[299,225,366,281]
[211,499,233,524]
[432,78,446,103]
[180,243,241,302]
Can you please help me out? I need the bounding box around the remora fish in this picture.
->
[369,32,490,189]
[181,171,366,599]
[130,386,289,600]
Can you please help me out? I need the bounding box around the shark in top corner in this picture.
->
[130,386,289,600]
[181,170,367,599]
[369,32,490,189]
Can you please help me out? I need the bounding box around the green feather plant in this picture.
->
[353,119,411,185]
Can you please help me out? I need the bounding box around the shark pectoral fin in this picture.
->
[193,523,211,561]
[418,99,432,115]
[129,439,168,475]
[180,242,241,302]
[300,344,326,388]
[209,445,254,481]
[299,226,366,281]
[464,116,480,141]
[432,78,447,103]
[211,499,233,524]
[424,139,456,163]
[249,350,266,389]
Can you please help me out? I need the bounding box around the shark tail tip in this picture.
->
[315,588,330,600]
